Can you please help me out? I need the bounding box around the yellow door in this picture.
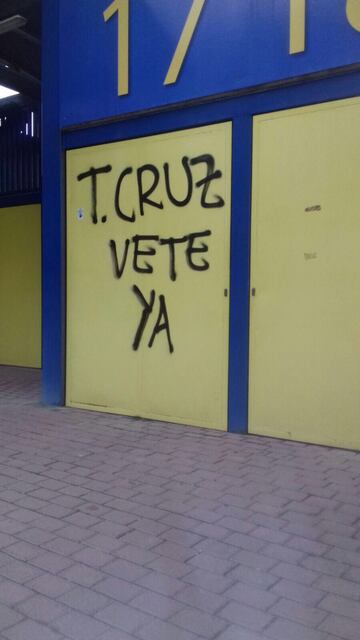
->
[249,97,360,450]
[66,123,231,429]
[0,205,41,368]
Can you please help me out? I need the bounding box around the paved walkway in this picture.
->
[0,366,359,640]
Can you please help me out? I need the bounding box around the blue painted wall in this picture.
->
[59,72,360,431]
[42,0,360,431]
[59,0,360,127]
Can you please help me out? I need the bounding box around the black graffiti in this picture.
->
[115,167,136,222]
[159,236,188,282]
[149,295,174,353]
[78,152,225,225]
[132,286,173,353]
[109,238,130,279]
[132,285,156,351]
[186,230,211,271]
[137,164,164,217]
[109,230,211,282]
[77,165,112,224]
[133,235,159,274]
[190,154,225,209]
[164,156,193,207]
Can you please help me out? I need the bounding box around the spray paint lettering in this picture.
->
[77,152,224,353]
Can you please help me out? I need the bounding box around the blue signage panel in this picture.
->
[59,0,360,126]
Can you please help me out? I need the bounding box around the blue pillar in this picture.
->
[41,0,64,404]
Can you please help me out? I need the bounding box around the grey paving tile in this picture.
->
[174,584,227,614]
[269,597,328,628]
[0,604,23,631]
[95,576,144,603]
[27,574,74,598]
[265,617,329,640]
[319,613,360,640]
[184,568,234,593]
[218,601,273,632]
[58,585,110,614]
[0,559,43,583]
[96,601,154,633]
[0,579,33,605]
[136,571,184,596]
[130,589,183,619]
[59,563,104,587]
[271,579,326,606]
[224,582,278,611]
[136,618,201,640]
[170,606,227,638]
[53,611,110,640]
[16,594,69,623]
[2,620,62,640]
[3,368,360,640]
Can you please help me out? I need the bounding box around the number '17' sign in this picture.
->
[104,0,360,97]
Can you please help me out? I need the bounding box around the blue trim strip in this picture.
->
[0,193,41,208]
[41,0,64,405]
[45,62,360,429]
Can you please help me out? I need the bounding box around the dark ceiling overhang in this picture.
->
[0,0,41,107]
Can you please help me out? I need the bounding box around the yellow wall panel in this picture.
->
[0,205,41,368]
[249,97,360,450]
[66,123,231,429]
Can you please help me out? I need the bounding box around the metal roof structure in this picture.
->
[0,0,40,109]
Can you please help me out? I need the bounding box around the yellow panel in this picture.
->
[249,97,360,450]
[0,205,41,368]
[66,123,231,429]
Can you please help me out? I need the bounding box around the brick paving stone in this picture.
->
[135,571,184,596]
[2,620,62,640]
[96,602,154,633]
[59,563,104,587]
[216,626,265,640]
[103,558,149,581]
[313,575,360,599]
[265,617,329,640]
[27,574,74,598]
[225,532,265,552]
[16,594,69,623]
[184,568,235,593]
[301,555,347,577]
[71,548,113,569]
[0,580,33,606]
[271,561,318,585]
[269,597,328,628]
[219,601,273,632]
[170,606,228,638]
[1,367,360,640]
[94,576,144,603]
[98,631,134,640]
[319,593,360,621]
[188,551,236,574]
[53,610,111,640]
[58,585,110,614]
[0,559,43,583]
[319,613,360,640]
[136,618,201,640]
[270,579,326,606]
[4,541,43,561]
[174,584,227,614]
[0,604,23,631]
[130,589,183,619]
[224,582,279,611]
[30,550,74,574]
